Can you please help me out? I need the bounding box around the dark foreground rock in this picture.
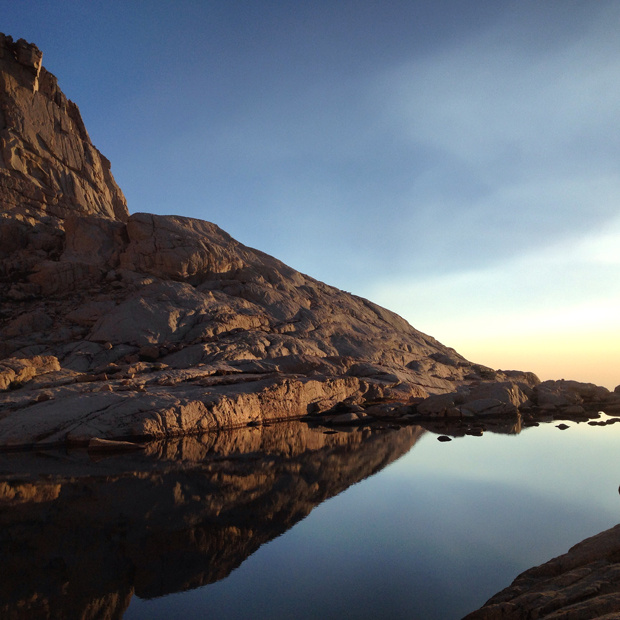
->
[463,524,620,620]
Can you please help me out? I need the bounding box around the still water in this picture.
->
[0,417,618,620]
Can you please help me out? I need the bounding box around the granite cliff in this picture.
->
[1,34,618,449]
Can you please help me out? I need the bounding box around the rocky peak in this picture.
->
[0,34,43,92]
[12,34,612,451]
[0,32,128,223]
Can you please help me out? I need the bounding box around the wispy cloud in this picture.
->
[370,3,620,276]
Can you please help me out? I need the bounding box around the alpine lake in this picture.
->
[1,411,618,620]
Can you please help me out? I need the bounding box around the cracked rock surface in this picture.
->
[463,524,620,620]
[1,33,617,450]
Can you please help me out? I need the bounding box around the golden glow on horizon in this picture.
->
[368,233,620,392]
[437,329,620,390]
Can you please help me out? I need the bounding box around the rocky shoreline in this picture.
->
[463,523,620,620]
[1,347,619,450]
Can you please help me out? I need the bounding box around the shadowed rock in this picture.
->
[463,523,620,620]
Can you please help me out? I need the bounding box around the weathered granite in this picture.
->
[463,523,620,620]
[0,33,128,222]
[0,34,617,449]
[0,35,481,447]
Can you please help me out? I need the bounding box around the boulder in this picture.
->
[417,393,459,416]
[120,213,247,281]
[464,523,620,620]
[416,382,525,418]
[0,355,60,390]
[465,381,529,408]
[460,398,518,417]
[533,380,610,408]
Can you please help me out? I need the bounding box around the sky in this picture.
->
[3,0,620,387]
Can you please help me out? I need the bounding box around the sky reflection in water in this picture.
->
[125,421,620,620]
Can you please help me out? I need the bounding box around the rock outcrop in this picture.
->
[463,523,620,620]
[0,33,127,305]
[0,33,481,448]
[1,34,618,449]
[0,33,127,222]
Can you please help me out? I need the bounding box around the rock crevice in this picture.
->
[2,33,617,448]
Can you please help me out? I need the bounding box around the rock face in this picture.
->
[463,523,620,620]
[1,34,616,449]
[0,33,492,448]
[0,34,128,222]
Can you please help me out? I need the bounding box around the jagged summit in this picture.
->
[0,34,562,449]
[0,33,128,222]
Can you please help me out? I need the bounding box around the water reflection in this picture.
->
[0,423,424,620]
[418,416,523,436]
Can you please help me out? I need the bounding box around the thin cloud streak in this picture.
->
[369,4,620,277]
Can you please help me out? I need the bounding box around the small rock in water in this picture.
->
[437,435,452,442]
[588,421,598,426]
[556,423,570,430]
[465,429,483,436]
[88,437,144,451]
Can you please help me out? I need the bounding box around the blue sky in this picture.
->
[4,1,620,386]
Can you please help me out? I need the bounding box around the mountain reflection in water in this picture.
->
[0,423,424,620]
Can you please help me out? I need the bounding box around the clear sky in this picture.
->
[3,1,619,388]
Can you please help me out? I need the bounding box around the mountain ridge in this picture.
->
[2,33,615,450]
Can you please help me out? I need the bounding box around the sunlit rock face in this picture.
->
[0,32,514,448]
[0,33,128,301]
[0,423,424,620]
[0,34,128,222]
